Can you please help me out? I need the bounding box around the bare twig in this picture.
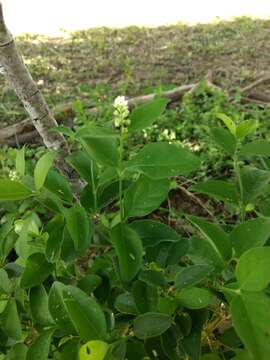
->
[241,73,270,93]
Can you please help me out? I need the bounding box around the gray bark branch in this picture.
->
[0,2,67,151]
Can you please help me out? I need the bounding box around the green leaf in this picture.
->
[231,291,270,360]
[0,180,32,201]
[0,268,11,295]
[190,180,238,203]
[240,140,270,157]
[66,151,95,184]
[124,176,169,218]
[7,343,28,360]
[236,247,270,291]
[139,269,166,288]
[77,126,119,167]
[176,287,214,309]
[65,205,91,251]
[34,151,55,190]
[26,329,54,360]
[231,350,252,360]
[80,184,96,213]
[45,169,73,202]
[63,285,107,341]
[240,166,270,204]
[161,326,182,360]
[59,339,80,360]
[128,97,168,133]
[130,220,188,266]
[97,180,130,210]
[30,285,54,325]
[201,354,221,360]
[133,312,172,339]
[126,142,200,179]
[174,264,213,290]
[104,340,126,360]
[79,340,109,360]
[210,127,236,155]
[114,293,138,315]
[20,253,54,289]
[188,236,224,272]
[216,113,236,135]
[130,220,181,247]
[48,281,76,334]
[16,147,25,177]
[45,214,65,262]
[52,125,75,138]
[182,309,208,360]
[0,299,22,340]
[188,215,232,262]
[78,274,102,295]
[132,280,158,313]
[231,217,270,257]
[236,119,258,140]
[111,224,143,282]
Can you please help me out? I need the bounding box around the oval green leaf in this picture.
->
[34,151,55,190]
[133,312,172,340]
[126,142,200,179]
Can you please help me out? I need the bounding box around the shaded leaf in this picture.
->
[77,126,119,167]
[111,224,143,282]
[124,176,169,218]
[45,169,73,202]
[210,127,236,155]
[65,205,91,251]
[66,151,95,184]
[63,285,107,341]
[26,329,54,360]
[188,215,232,262]
[174,264,213,290]
[20,253,54,289]
[30,285,54,325]
[133,312,171,339]
[132,280,158,313]
[0,299,22,340]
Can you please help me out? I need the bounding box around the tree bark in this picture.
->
[0,2,67,151]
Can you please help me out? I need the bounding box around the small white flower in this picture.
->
[9,169,19,181]
[113,96,128,108]
[113,95,130,129]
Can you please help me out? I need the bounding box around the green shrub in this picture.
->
[0,96,270,359]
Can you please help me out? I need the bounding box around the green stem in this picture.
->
[233,148,245,222]
[90,161,97,212]
[118,128,125,222]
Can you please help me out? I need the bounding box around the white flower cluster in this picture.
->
[9,169,19,181]
[161,129,176,141]
[113,96,130,129]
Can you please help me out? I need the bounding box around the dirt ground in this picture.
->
[1,17,270,126]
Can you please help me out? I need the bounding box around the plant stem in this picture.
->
[90,161,97,212]
[233,149,245,222]
[118,128,125,222]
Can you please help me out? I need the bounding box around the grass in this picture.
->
[1,16,270,127]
